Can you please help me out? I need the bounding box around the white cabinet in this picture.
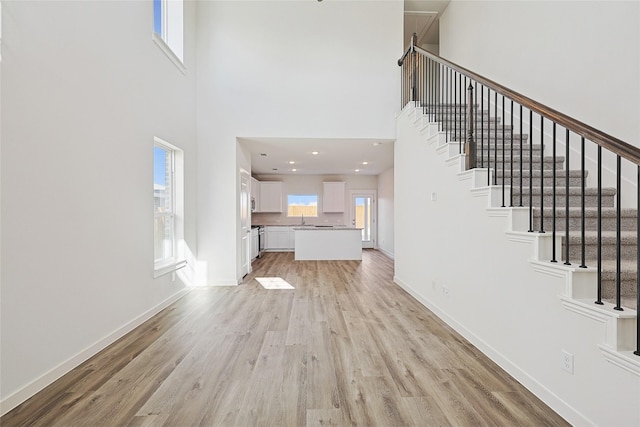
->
[251,177,260,212]
[322,182,346,213]
[260,182,283,212]
[265,226,293,250]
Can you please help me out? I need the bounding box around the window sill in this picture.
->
[152,32,186,75]
[154,259,187,278]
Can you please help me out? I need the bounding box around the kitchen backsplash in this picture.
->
[252,211,345,226]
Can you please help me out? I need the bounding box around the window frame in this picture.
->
[152,0,185,74]
[153,137,186,277]
[286,194,319,218]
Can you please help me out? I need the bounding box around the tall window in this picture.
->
[154,137,184,276]
[154,143,174,265]
[287,195,318,217]
[152,0,184,70]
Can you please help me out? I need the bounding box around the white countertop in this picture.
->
[292,227,361,231]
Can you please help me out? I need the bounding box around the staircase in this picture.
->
[438,106,638,310]
[397,33,640,426]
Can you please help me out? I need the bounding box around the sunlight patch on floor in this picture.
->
[255,277,295,290]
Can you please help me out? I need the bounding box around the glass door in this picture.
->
[349,191,376,249]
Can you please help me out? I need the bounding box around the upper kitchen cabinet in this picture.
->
[251,177,261,212]
[322,181,346,213]
[259,181,283,212]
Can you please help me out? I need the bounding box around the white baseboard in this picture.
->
[392,275,590,427]
[0,288,190,416]
[378,248,395,260]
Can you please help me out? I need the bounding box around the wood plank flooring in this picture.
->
[1,250,569,426]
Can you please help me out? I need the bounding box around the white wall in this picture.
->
[252,174,378,226]
[377,168,394,258]
[1,0,197,411]
[196,0,403,284]
[439,1,640,146]
[395,105,640,426]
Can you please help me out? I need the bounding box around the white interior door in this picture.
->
[240,171,251,277]
[349,190,376,249]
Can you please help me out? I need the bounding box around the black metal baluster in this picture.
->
[487,89,491,186]
[636,165,640,355]
[429,60,438,118]
[615,156,622,311]
[481,86,485,171]
[463,76,467,152]
[421,56,424,110]
[445,68,449,136]
[494,91,498,186]
[460,74,464,147]
[501,96,505,207]
[454,73,457,145]
[510,100,514,207]
[596,146,603,305]
[519,105,523,207]
[528,110,533,232]
[539,116,545,233]
[551,123,557,262]
[580,137,587,268]
[564,129,571,265]
[475,81,478,166]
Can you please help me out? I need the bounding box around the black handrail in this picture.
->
[398,42,640,166]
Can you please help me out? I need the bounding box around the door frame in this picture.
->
[348,190,377,249]
[239,169,251,279]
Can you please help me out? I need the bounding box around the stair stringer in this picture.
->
[396,103,640,426]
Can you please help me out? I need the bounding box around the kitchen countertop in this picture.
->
[292,226,361,231]
[253,224,362,230]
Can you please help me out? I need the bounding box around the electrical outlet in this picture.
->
[442,285,450,297]
[431,192,438,201]
[561,350,574,374]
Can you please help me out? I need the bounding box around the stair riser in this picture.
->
[563,242,637,263]
[515,194,615,208]
[490,159,565,171]
[533,216,637,232]
[495,177,582,187]
[599,280,637,300]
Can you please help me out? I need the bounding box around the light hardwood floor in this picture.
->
[1,250,569,426]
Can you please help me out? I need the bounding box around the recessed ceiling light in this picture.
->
[312,151,319,155]
[355,169,360,172]
[292,168,297,172]
[362,161,368,165]
[289,161,295,164]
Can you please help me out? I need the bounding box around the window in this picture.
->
[154,137,185,276]
[287,194,318,217]
[152,0,185,72]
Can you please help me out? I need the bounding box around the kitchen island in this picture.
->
[293,227,362,261]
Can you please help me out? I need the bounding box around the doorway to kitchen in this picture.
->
[348,190,376,249]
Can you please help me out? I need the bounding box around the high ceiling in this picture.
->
[243,1,450,177]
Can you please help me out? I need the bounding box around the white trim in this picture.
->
[598,345,640,377]
[0,288,190,416]
[378,247,395,260]
[153,258,187,278]
[152,32,186,75]
[348,189,377,249]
